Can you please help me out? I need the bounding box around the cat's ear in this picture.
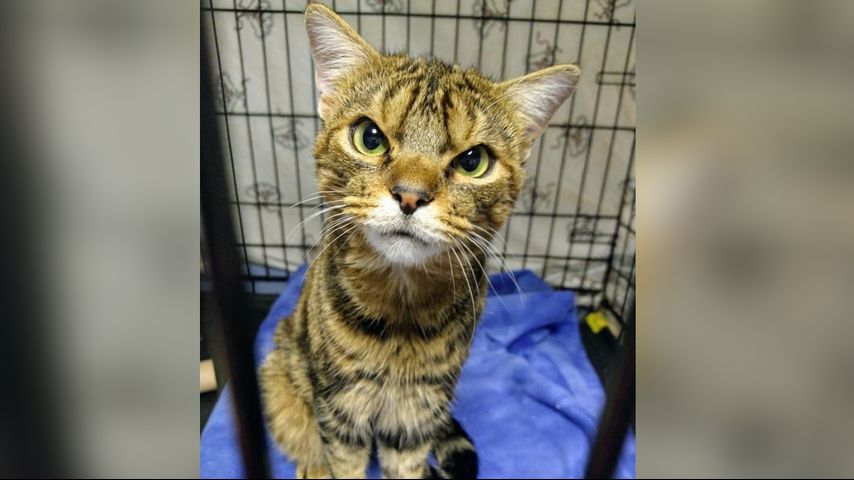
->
[304,2,379,119]
[500,64,581,144]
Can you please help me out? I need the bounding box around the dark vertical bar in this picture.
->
[540,0,591,280]
[579,19,635,290]
[498,0,512,79]
[476,0,485,70]
[520,0,565,270]
[201,254,230,391]
[0,5,68,472]
[201,26,270,480]
[620,243,636,321]
[406,0,411,54]
[208,4,256,293]
[258,1,291,273]
[429,0,436,58]
[201,238,210,275]
[452,0,461,64]
[381,0,386,52]
[233,0,271,279]
[584,298,634,480]
[620,185,636,272]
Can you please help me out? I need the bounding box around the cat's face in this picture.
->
[306,4,579,266]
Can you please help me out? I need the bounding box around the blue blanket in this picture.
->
[200,266,636,478]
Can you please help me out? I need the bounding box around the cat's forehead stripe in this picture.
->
[377,59,497,157]
[382,63,450,156]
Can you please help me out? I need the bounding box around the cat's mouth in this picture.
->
[382,229,429,245]
[363,225,441,266]
[360,198,444,265]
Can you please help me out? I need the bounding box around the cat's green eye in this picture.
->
[351,118,390,157]
[452,146,491,178]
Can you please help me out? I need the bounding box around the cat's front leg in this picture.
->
[376,388,455,478]
[322,438,371,479]
[315,401,372,479]
[377,439,432,479]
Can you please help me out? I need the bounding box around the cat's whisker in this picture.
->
[449,245,477,332]
[440,225,519,307]
[450,244,479,353]
[469,223,503,244]
[435,224,469,240]
[290,193,323,204]
[486,245,527,308]
[445,222,516,279]
[288,194,328,207]
[305,220,359,276]
[311,221,343,248]
[469,238,526,309]
[459,247,483,299]
[293,198,347,210]
[316,217,354,247]
[286,206,348,241]
[315,214,353,245]
[320,213,353,233]
[321,210,356,230]
[302,189,348,196]
[455,238,509,311]
[469,225,517,264]
[468,234,505,275]
[326,224,361,270]
[445,249,457,300]
[289,190,348,208]
[468,230,526,306]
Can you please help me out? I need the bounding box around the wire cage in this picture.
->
[201,0,635,324]
[201,0,635,477]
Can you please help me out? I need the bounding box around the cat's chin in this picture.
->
[364,229,441,266]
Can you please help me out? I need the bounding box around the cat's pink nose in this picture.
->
[390,185,433,215]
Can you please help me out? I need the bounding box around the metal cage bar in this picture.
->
[585,298,635,479]
[201,26,270,478]
[200,0,635,315]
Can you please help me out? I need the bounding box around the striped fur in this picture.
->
[260,3,579,478]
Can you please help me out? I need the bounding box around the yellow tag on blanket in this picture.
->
[585,311,609,334]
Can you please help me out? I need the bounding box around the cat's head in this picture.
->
[305,3,579,266]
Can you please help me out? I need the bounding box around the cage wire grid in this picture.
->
[201,0,635,325]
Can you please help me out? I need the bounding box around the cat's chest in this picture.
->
[349,272,459,322]
[347,372,450,429]
[362,338,446,379]
[336,335,459,425]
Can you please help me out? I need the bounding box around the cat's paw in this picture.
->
[296,463,331,479]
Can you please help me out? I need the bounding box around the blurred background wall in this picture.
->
[639,0,854,476]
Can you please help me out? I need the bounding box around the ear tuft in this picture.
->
[501,64,581,142]
[304,2,378,117]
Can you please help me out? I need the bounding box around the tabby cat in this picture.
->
[260,3,579,478]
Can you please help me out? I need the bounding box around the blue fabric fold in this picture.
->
[201,266,635,478]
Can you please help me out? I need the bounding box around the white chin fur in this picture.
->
[364,230,441,266]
